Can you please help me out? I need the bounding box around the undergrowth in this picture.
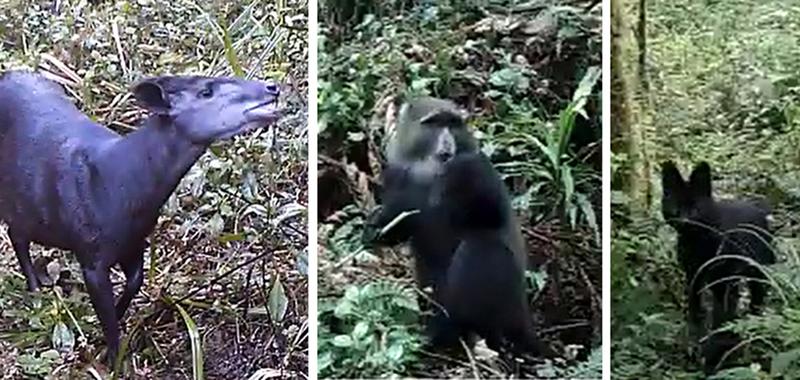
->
[612,1,800,378]
[318,0,602,378]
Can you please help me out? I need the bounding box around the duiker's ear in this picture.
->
[132,79,171,115]
[689,162,712,197]
[661,161,685,193]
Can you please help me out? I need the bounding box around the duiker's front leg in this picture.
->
[82,261,121,364]
[9,231,39,291]
[115,245,145,320]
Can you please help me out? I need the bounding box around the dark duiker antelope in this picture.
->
[661,161,774,372]
[0,71,281,364]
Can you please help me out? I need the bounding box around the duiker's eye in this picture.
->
[197,85,214,99]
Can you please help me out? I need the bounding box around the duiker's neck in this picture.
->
[100,115,207,220]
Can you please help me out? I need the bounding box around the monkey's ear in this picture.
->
[421,109,466,126]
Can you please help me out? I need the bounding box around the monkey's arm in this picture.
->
[362,165,426,246]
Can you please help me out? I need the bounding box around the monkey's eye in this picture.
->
[197,85,214,99]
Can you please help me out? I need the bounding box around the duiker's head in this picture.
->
[132,75,280,144]
[661,161,715,228]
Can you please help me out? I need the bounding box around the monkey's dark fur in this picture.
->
[433,153,548,355]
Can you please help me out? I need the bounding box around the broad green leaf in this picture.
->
[352,321,369,339]
[771,348,800,377]
[332,335,353,347]
[51,321,74,353]
[268,277,288,323]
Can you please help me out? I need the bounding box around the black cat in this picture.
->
[661,161,775,373]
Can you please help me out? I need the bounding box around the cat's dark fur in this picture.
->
[661,161,774,373]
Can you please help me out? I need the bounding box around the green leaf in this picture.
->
[573,66,600,103]
[386,343,403,361]
[51,321,74,353]
[771,348,800,377]
[222,28,244,77]
[576,193,599,242]
[297,249,308,276]
[352,321,369,339]
[332,335,353,347]
[173,302,204,380]
[334,299,354,318]
[268,277,288,323]
[247,306,268,316]
[489,67,529,91]
[218,233,245,243]
[207,213,225,237]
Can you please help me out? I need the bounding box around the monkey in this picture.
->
[430,152,550,356]
[363,97,549,357]
[364,97,479,293]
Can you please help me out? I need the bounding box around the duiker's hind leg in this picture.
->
[703,330,741,375]
[9,231,39,291]
[427,311,464,350]
[115,248,145,321]
[504,311,556,358]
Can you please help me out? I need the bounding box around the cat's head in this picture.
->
[661,161,717,228]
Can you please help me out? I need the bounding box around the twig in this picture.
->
[539,321,590,334]
[173,245,281,304]
[111,20,128,77]
[576,260,601,327]
[419,350,505,379]
[522,226,554,244]
[460,338,481,379]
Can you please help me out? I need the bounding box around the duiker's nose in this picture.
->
[264,81,280,96]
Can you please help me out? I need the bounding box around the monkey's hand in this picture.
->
[362,206,419,247]
[362,206,385,246]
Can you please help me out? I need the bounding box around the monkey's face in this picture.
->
[406,112,477,179]
[413,127,474,181]
[387,97,479,182]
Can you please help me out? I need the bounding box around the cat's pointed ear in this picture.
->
[661,161,686,195]
[689,162,712,197]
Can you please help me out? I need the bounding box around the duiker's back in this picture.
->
[0,71,117,142]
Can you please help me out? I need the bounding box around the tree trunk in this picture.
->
[611,0,650,214]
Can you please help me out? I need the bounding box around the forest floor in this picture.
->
[0,1,308,379]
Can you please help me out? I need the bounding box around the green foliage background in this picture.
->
[612,1,800,379]
[317,0,602,378]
